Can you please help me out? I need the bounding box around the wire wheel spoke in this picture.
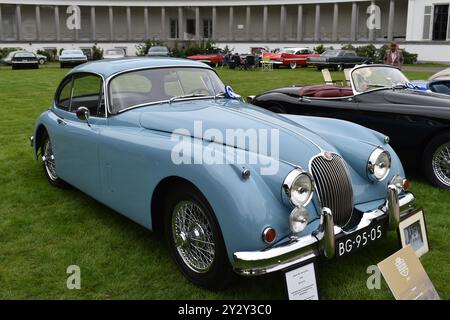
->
[172,201,215,273]
[43,140,58,181]
[432,142,450,186]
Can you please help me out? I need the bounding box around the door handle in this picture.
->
[300,97,311,103]
[57,118,67,125]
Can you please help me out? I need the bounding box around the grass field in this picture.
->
[0,63,448,299]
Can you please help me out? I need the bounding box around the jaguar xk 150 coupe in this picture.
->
[31,58,416,289]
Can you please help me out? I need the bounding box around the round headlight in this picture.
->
[289,207,309,233]
[283,169,314,207]
[368,148,391,181]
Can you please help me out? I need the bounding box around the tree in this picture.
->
[92,44,104,60]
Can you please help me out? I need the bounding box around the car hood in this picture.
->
[148,53,168,56]
[262,53,280,59]
[382,89,450,107]
[268,54,282,60]
[60,54,86,58]
[104,54,124,59]
[138,99,377,170]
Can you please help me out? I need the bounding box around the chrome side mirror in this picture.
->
[75,106,91,126]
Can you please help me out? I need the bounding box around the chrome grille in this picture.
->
[310,153,354,227]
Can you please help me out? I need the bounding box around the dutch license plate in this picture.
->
[336,220,386,257]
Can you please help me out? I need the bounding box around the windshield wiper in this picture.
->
[169,93,208,102]
[366,84,388,88]
[214,92,227,100]
[169,93,208,104]
[391,83,406,90]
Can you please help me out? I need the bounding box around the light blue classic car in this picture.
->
[31,57,416,289]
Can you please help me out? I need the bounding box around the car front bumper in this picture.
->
[233,186,415,276]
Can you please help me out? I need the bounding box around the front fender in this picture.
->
[162,144,314,264]
[282,115,406,204]
[32,110,53,160]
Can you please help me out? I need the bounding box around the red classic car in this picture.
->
[263,47,320,69]
[187,48,225,67]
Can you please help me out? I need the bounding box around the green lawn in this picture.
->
[0,63,448,299]
[404,62,450,68]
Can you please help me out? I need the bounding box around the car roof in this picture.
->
[282,47,310,50]
[69,57,212,78]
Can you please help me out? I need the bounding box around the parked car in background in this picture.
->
[103,48,126,59]
[31,58,416,289]
[412,68,450,95]
[263,47,320,69]
[11,51,39,69]
[307,50,371,71]
[249,64,450,189]
[2,50,46,65]
[36,53,47,65]
[59,49,88,68]
[147,46,171,57]
[187,47,225,67]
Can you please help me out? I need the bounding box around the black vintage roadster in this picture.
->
[249,64,450,189]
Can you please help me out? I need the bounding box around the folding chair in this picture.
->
[322,69,345,86]
[244,55,256,70]
[343,68,352,86]
[260,57,273,72]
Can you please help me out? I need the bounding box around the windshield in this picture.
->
[109,67,225,113]
[106,49,124,55]
[352,66,409,93]
[14,52,35,58]
[280,48,296,54]
[322,50,339,56]
[62,50,83,55]
[149,47,168,53]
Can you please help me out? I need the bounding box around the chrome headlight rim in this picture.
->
[283,169,315,208]
[368,148,392,181]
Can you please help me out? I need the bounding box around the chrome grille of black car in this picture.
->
[310,153,354,227]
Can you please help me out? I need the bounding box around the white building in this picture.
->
[0,0,449,61]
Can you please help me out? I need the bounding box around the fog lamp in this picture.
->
[289,206,309,234]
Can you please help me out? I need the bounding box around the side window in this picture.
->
[71,74,105,117]
[56,77,73,111]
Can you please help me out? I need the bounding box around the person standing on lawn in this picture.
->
[383,41,404,69]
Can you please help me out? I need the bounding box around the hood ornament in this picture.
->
[323,151,333,161]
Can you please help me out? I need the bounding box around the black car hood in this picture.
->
[382,89,450,107]
[257,86,301,97]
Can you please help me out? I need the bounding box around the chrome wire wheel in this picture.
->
[43,139,58,181]
[172,200,216,273]
[432,142,450,187]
